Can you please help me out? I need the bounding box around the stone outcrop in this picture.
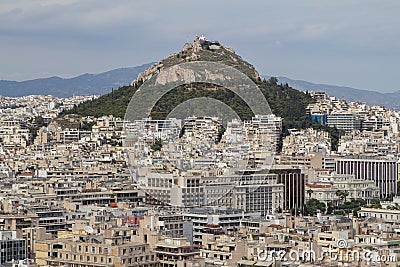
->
[131,36,261,88]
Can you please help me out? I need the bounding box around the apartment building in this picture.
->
[359,208,400,223]
[200,233,247,266]
[35,234,157,267]
[244,114,282,153]
[154,237,202,267]
[183,208,253,245]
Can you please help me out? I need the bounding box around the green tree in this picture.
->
[151,138,163,151]
[327,201,334,214]
[336,190,349,204]
[307,189,313,199]
[267,77,278,86]
[304,199,326,216]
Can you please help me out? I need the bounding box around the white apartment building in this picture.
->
[244,114,282,153]
[183,208,255,245]
[358,207,400,223]
[124,118,182,142]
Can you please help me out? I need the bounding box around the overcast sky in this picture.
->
[1,0,399,92]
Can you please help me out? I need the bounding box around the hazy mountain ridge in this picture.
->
[2,62,399,110]
[266,76,400,110]
[0,63,152,98]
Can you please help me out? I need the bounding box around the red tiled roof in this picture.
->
[306,184,332,189]
[18,173,33,177]
[268,224,284,229]
[204,224,221,228]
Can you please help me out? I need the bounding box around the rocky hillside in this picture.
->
[131,37,261,87]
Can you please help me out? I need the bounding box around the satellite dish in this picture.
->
[84,226,94,234]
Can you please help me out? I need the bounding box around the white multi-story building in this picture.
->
[327,113,362,131]
[183,208,256,245]
[358,207,400,223]
[306,173,380,205]
[333,157,398,197]
[203,172,284,215]
[143,170,284,213]
[244,114,282,153]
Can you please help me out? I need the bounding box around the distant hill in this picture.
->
[62,38,315,128]
[0,63,152,98]
[61,37,346,150]
[266,76,400,110]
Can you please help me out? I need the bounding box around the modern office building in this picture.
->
[274,167,306,211]
[333,157,398,197]
[230,173,284,215]
[327,113,362,131]
[0,231,26,265]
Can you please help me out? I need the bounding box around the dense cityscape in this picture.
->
[1,1,399,267]
[0,82,400,266]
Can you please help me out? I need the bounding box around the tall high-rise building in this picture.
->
[274,167,306,210]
